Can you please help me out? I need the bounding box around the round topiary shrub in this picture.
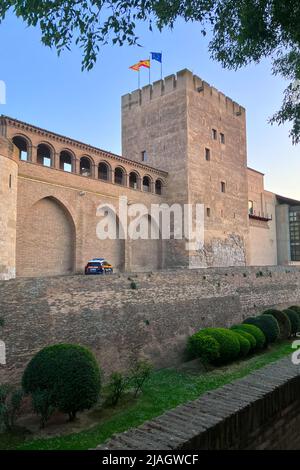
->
[243,315,280,344]
[283,309,300,336]
[262,309,291,339]
[232,332,251,357]
[288,305,300,318]
[232,323,265,349]
[22,344,101,422]
[187,334,220,364]
[230,326,256,351]
[195,328,240,365]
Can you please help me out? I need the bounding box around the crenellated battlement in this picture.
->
[122,69,245,117]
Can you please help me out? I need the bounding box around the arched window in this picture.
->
[99,162,109,181]
[143,176,151,192]
[60,150,73,172]
[115,167,125,186]
[80,156,92,177]
[12,136,29,161]
[129,172,139,189]
[155,179,162,195]
[37,143,52,167]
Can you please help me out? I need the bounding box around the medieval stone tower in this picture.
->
[0,136,18,280]
[122,69,249,268]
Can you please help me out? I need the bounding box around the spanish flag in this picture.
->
[129,62,141,71]
[139,59,150,69]
[129,60,151,71]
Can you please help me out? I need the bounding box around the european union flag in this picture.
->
[151,52,162,63]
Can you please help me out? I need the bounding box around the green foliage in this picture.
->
[129,360,153,398]
[244,315,280,344]
[130,280,138,290]
[190,328,240,365]
[187,334,220,363]
[22,344,101,422]
[32,389,55,429]
[283,309,300,336]
[232,332,251,357]
[230,326,256,351]
[232,324,265,349]
[0,384,23,431]
[107,372,130,406]
[0,1,299,140]
[289,305,300,318]
[263,309,291,339]
[11,341,292,451]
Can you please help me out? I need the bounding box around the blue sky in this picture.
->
[0,13,299,199]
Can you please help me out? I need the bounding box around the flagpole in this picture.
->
[149,56,151,84]
[161,51,163,80]
[138,68,140,89]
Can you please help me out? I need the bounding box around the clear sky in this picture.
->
[0,13,299,199]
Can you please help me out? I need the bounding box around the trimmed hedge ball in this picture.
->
[22,344,101,421]
[243,315,280,344]
[230,326,256,351]
[187,333,220,363]
[289,305,300,318]
[234,323,265,349]
[196,328,240,365]
[283,309,300,336]
[232,332,251,357]
[263,309,291,339]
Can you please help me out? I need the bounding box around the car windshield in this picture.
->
[87,262,101,267]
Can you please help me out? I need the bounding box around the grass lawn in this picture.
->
[0,340,293,450]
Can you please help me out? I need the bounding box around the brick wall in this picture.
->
[97,356,300,450]
[1,266,300,384]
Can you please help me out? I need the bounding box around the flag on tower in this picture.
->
[139,59,151,69]
[129,62,141,71]
[151,52,162,63]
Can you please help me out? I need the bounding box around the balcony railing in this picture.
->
[248,210,272,222]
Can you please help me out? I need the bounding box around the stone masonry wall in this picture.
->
[1,266,300,384]
[0,139,18,280]
[97,356,300,450]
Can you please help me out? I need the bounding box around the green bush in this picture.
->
[289,305,300,318]
[129,360,153,398]
[192,328,240,365]
[230,326,256,351]
[232,332,251,357]
[187,334,220,363]
[0,385,23,431]
[243,315,280,344]
[107,372,130,406]
[232,324,265,349]
[22,344,101,422]
[130,281,138,290]
[263,309,291,339]
[283,309,300,336]
[32,389,55,429]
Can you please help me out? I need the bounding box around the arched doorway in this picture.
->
[16,197,75,277]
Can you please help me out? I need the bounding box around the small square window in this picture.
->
[207,207,211,217]
[221,181,226,193]
[205,148,211,161]
[220,133,225,144]
[141,151,148,162]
